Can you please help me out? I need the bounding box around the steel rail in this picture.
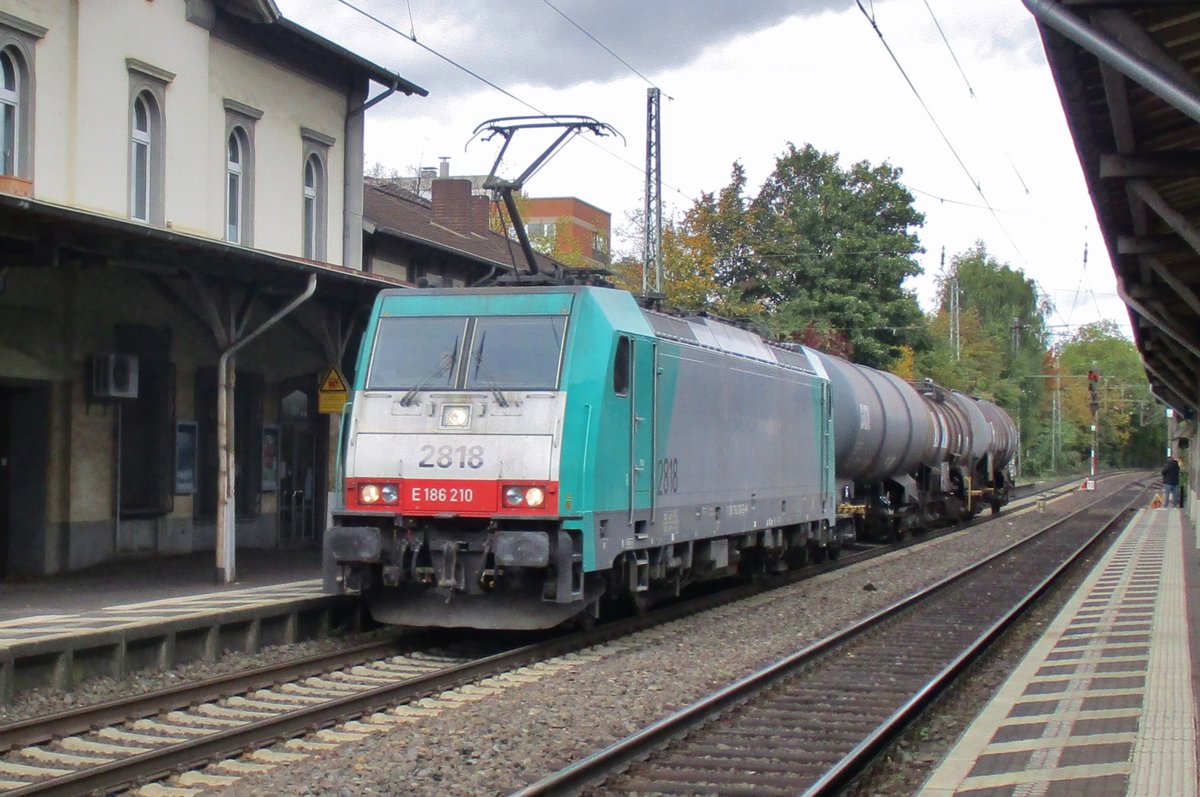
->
[509,475,1146,797]
[2,476,1092,795]
[802,483,1146,796]
[0,633,408,752]
[0,567,847,796]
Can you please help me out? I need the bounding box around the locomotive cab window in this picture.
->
[465,315,566,390]
[367,316,465,390]
[613,336,630,395]
[366,314,567,392]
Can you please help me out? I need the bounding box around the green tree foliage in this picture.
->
[916,242,1052,475]
[1055,321,1165,470]
[709,144,926,369]
[610,197,759,317]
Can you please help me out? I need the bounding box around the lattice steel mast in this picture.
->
[642,88,663,296]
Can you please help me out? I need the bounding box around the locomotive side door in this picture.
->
[628,337,656,528]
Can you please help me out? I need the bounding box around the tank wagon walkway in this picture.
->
[918,508,1197,797]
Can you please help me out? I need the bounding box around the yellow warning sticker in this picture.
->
[319,366,349,414]
[320,367,348,393]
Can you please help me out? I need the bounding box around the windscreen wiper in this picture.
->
[472,331,510,408]
[399,339,458,406]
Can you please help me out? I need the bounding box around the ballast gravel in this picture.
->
[200,480,1139,797]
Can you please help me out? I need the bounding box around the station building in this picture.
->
[0,0,434,580]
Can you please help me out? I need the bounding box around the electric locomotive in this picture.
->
[324,286,837,630]
[324,285,1017,630]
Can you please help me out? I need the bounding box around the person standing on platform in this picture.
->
[1162,456,1181,508]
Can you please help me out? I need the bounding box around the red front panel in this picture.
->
[345,478,559,517]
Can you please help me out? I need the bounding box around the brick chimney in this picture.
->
[431,178,484,235]
[472,195,490,233]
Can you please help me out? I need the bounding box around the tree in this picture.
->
[1056,321,1165,469]
[610,210,760,317]
[714,144,926,369]
[917,242,1052,475]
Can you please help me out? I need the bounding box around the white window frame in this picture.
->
[127,59,171,225]
[302,155,318,258]
[130,94,153,222]
[299,127,333,261]
[224,100,261,246]
[226,128,246,243]
[0,13,45,180]
[0,50,19,176]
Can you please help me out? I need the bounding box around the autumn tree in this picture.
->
[712,144,926,369]
[1055,321,1165,470]
[916,243,1052,475]
[610,193,759,318]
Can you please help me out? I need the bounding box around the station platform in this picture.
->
[0,549,322,622]
[918,507,1198,797]
[0,549,365,702]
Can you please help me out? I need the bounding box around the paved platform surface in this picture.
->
[0,549,323,646]
[918,508,1198,797]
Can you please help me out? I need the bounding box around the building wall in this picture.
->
[4,0,349,264]
[524,196,611,266]
[0,0,392,575]
[207,38,346,260]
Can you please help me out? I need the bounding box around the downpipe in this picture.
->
[216,274,318,584]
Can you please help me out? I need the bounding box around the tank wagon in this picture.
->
[325,286,1015,630]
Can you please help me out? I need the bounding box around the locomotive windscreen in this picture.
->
[367,316,464,390]
[366,315,567,391]
[464,316,566,390]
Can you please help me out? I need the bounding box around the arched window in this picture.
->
[127,62,171,224]
[223,102,260,245]
[302,153,322,259]
[226,128,246,243]
[130,92,155,222]
[0,49,19,175]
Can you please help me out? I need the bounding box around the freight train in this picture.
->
[324,286,1016,630]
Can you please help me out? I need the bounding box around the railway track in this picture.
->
[0,477,1090,795]
[512,475,1147,797]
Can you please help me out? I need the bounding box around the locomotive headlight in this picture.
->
[359,484,382,504]
[380,484,399,504]
[441,404,471,428]
[524,486,546,508]
[503,485,546,508]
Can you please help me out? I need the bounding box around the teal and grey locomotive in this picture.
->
[324,286,1015,630]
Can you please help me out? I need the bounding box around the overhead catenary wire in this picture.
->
[333,0,697,207]
[855,0,1025,260]
[922,0,1033,197]
[334,0,540,114]
[921,0,973,97]
[540,0,670,97]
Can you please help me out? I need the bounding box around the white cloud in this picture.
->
[279,0,1126,342]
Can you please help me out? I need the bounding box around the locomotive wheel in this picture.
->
[573,612,597,632]
[809,540,827,563]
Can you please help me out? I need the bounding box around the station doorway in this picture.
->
[278,382,324,546]
[0,383,49,576]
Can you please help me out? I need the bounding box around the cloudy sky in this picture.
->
[277,0,1127,341]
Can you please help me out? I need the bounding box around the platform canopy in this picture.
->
[1028,0,1200,415]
